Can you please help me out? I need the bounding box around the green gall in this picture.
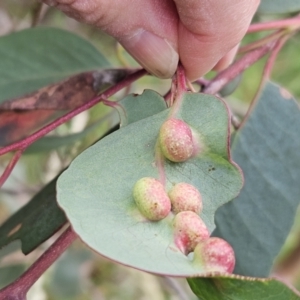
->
[133,177,171,221]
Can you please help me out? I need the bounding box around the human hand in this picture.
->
[43,0,259,81]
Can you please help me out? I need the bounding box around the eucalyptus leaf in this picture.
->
[57,91,243,276]
[0,176,66,254]
[25,113,117,154]
[219,75,242,98]
[119,90,167,126]
[213,81,300,277]
[258,0,300,14]
[0,265,26,289]
[188,276,300,300]
[0,27,110,104]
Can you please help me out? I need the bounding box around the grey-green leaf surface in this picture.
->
[57,91,243,276]
[0,27,110,104]
[119,90,167,126]
[258,0,300,14]
[213,81,300,277]
[188,276,300,300]
[0,176,67,254]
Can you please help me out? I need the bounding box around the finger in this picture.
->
[174,0,260,80]
[213,44,239,71]
[43,0,179,79]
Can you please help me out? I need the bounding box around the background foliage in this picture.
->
[0,0,300,299]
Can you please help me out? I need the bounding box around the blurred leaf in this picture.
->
[0,109,61,147]
[57,91,243,276]
[47,246,92,299]
[0,176,67,255]
[25,133,90,154]
[0,68,129,147]
[0,69,130,110]
[24,113,116,154]
[188,276,300,299]
[273,38,300,100]
[219,75,242,98]
[0,240,21,261]
[258,0,300,14]
[0,265,26,289]
[0,27,110,104]
[213,81,300,277]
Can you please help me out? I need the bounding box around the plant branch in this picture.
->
[0,150,24,188]
[176,64,187,99]
[0,69,146,158]
[262,35,290,80]
[203,40,277,95]
[162,277,190,300]
[0,226,76,300]
[163,89,172,106]
[239,30,286,54]
[31,2,43,27]
[248,15,300,33]
[0,69,146,187]
[169,64,187,117]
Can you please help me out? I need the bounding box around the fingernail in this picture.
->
[120,29,179,79]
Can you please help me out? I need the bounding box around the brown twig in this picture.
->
[0,226,77,300]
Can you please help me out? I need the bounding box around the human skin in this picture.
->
[43,0,259,80]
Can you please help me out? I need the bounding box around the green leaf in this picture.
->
[0,27,110,104]
[25,133,89,154]
[57,91,243,276]
[213,82,300,277]
[25,90,165,153]
[258,0,300,14]
[47,247,92,299]
[0,265,26,289]
[0,176,67,255]
[24,113,116,154]
[119,90,167,126]
[219,75,242,98]
[188,276,300,300]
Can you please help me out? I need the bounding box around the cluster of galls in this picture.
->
[133,118,235,274]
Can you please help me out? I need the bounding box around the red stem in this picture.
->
[0,226,76,300]
[169,64,187,117]
[262,35,290,80]
[238,30,286,54]
[0,69,146,157]
[163,89,172,106]
[248,15,300,33]
[0,150,24,188]
[175,64,187,99]
[203,40,277,95]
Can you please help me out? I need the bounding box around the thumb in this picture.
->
[43,0,179,78]
[174,0,260,80]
